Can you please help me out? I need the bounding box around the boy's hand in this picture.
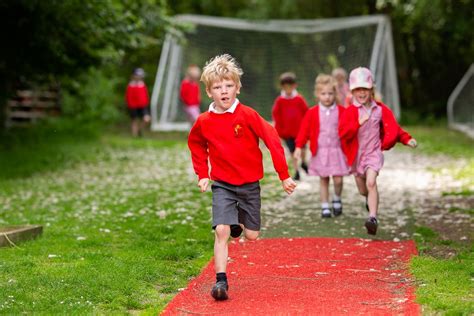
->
[359,114,369,125]
[282,177,297,195]
[407,138,417,148]
[293,148,302,160]
[198,178,209,192]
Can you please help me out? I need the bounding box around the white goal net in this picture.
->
[447,64,474,139]
[151,15,400,131]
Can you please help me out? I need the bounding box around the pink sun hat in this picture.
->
[349,67,374,90]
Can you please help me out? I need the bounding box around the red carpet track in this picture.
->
[161,237,420,315]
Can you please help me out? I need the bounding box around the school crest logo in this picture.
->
[234,123,244,138]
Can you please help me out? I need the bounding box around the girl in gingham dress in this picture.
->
[339,67,417,235]
[295,74,349,218]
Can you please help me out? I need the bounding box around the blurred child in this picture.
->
[339,67,417,235]
[180,64,202,125]
[125,68,150,137]
[332,67,351,107]
[294,74,349,218]
[272,72,309,180]
[188,54,296,301]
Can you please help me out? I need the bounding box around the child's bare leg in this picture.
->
[333,176,343,197]
[244,228,259,241]
[365,169,379,218]
[354,175,368,197]
[131,119,139,137]
[214,224,230,272]
[320,177,330,203]
[292,155,298,173]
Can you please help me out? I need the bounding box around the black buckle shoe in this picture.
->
[301,162,309,174]
[332,201,343,216]
[365,217,378,235]
[211,280,229,300]
[294,171,301,181]
[230,224,243,238]
[321,208,332,218]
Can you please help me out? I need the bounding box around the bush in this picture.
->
[62,68,125,124]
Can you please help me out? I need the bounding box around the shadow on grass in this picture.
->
[0,120,188,180]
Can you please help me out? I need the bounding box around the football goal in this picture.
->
[151,14,400,131]
[447,64,474,139]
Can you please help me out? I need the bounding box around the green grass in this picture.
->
[405,125,474,158]
[0,125,214,314]
[405,126,474,315]
[411,251,474,315]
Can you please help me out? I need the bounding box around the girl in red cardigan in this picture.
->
[295,74,349,218]
[339,67,417,235]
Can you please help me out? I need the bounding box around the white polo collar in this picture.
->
[354,99,377,109]
[319,103,336,116]
[280,89,298,99]
[208,98,239,114]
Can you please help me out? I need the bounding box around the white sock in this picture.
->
[321,202,330,209]
[333,194,341,202]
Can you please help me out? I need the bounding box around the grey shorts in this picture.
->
[211,181,261,231]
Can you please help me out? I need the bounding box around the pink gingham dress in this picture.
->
[309,104,350,177]
[351,100,384,176]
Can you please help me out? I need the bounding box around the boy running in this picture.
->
[188,54,296,300]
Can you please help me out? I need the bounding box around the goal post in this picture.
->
[151,14,401,131]
[447,64,474,139]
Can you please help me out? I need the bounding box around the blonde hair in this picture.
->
[200,54,243,89]
[331,67,347,79]
[314,74,340,104]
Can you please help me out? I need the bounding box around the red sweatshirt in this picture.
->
[125,81,149,109]
[188,103,290,185]
[180,79,201,106]
[295,105,345,156]
[272,95,309,139]
[338,101,413,166]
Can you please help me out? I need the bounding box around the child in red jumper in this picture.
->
[125,68,150,137]
[339,67,417,235]
[188,54,296,301]
[272,72,309,180]
[294,74,350,218]
[180,64,201,125]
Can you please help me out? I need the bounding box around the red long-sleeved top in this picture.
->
[338,101,413,166]
[125,81,149,109]
[295,105,345,156]
[188,103,290,185]
[272,95,309,138]
[180,79,201,106]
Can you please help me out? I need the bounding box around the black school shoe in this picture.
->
[332,200,343,216]
[321,208,332,218]
[211,280,229,300]
[301,162,309,174]
[230,224,243,238]
[365,217,378,235]
[294,170,301,181]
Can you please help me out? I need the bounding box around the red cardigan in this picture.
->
[295,105,345,156]
[125,81,149,109]
[180,79,201,106]
[338,101,413,166]
[272,95,309,139]
[188,103,290,185]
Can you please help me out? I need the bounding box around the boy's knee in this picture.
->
[244,229,259,241]
[215,225,230,239]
